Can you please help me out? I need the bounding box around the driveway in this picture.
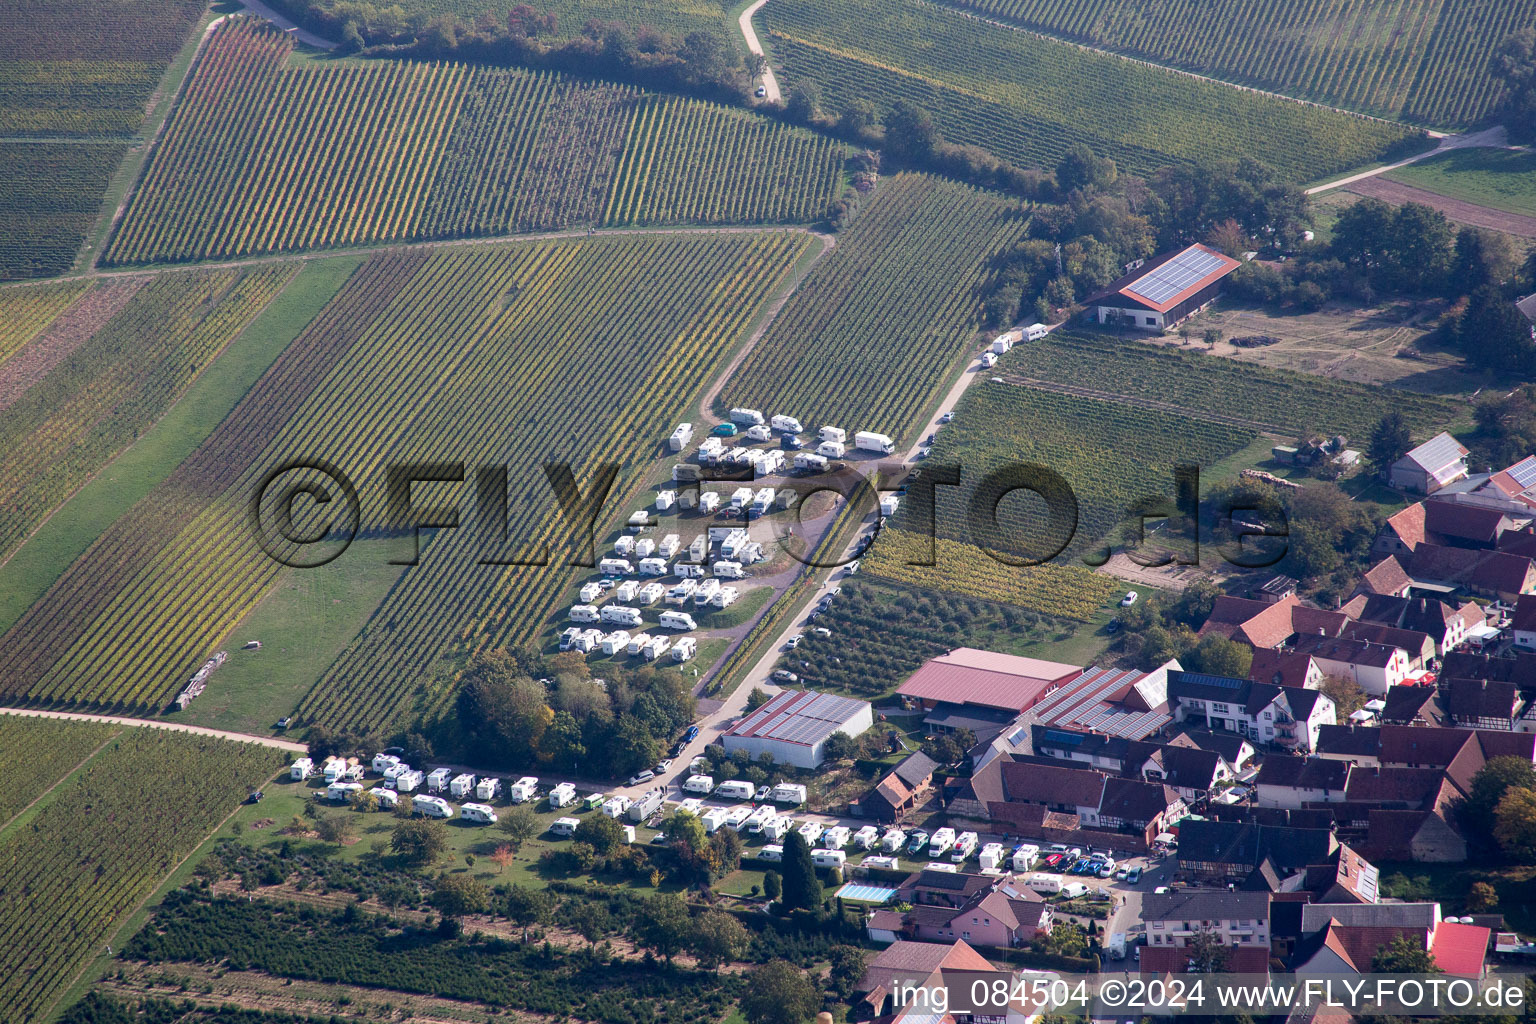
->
[739,0,782,103]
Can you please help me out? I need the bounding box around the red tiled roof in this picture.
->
[1359,556,1413,596]
[1432,920,1490,977]
[898,648,1081,712]
[1385,503,1427,550]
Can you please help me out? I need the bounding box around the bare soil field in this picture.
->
[1347,177,1536,238]
[1171,298,1481,395]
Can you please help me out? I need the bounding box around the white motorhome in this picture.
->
[812,849,847,869]
[426,768,453,793]
[692,578,721,605]
[569,604,600,623]
[626,633,652,656]
[412,794,454,819]
[816,441,846,459]
[853,825,882,849]
[951,831,979,862]
[714,560,744,579]
[770,783,806,805]
[371,753,401,775]
[475,776,502,802]
[643,636,672,661]
[550,816,581,837]
[750,487,775,513]
[928,827,957,857]
[770,414,804,434]
[863,855,900,870]
[665,581,697,605]
[658,534,681,557]
[614,534,635,557]
[600,604,642,627]
[1012,844,1040,871]
[615,580,639,603]
[758,844,784,862]
[978,842,1006,872]
[548,782,577,808]
[325,782,363,802]
[394,770,424,792]
[449,774,476,799]
[374,787,399,809]
[821,826,852,849]
[797,821,824,845]
[656,490,676,511]
[673,637,697,661]
[761,816,792,840]
[461,802,498,825]
[793,452,828,473]
[730,407,766,426]
[508,776,538,803]
[698,491,721,514]
[710,586,739,609]
[637,582,666,604]
[601,795,632,818]
[669,423,694,451]
[880,828,907,853]
[579,582,603,603]
[1025,323,1050,341]
[715,779,755,800]
[639,557,668,577]
[701,807,731,833]
[598,558,633,576]
[659,610,697,631]
[744,805,777,832]
[290,758,314,781]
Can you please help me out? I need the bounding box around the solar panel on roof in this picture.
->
[1123,247,1228,305]
[1177,672,1246,689]
[1043,729,1084,744]
[1407,432,1465,470]
[1509,457,1536,489]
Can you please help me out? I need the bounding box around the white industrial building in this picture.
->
[721,690,873,769]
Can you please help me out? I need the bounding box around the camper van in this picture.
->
[812,849,847,869]
[290,758,314,781]
[1060,882,1090,899]
[1025,323,1050,341]
[449,773,476,799]
[797,821,824,845]
[394,770,424,792]
[758,844,785,862]
[761,816,792,840]
[951,832,979,862]
[412,795,454,819]
[475,776,502,802]
[372,753,401,775]
[325,782,363,802]
[1012,844,1040,871]
[569,604,600,623]
[770,783,806,805]
[1027,873,1063,894]
[716,780,755,800]
[598,558,633,576]
[821,826,852,849]
[978,842,1006,871]
[374,788,399,810]
[701,807,731,834]
[853,826,882,849]
[682,774,715,795]
[508,776,539,803]
[461,802,499,825]
[880,828,907,853]
[548,782,577,808]
[550,817,581,837]
[744,805,778,833]
[928,828,957,858]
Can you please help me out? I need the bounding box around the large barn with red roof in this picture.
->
[1084,243,1242,331]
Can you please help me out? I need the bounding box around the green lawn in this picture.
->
[1385,147,1536,217]
[0,255,362,635]
[172,537,409,735]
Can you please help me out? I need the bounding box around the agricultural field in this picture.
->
[722,173,1027,441]
[0,142,126,279]
[941,0,1530,129]
[604,96,847,226]
[879,379,1257,564]
[0,725,280,1024]
[0,715,119,824]
[1384,147,1536,218]
[0,264,298,563]
[0,279,91,365]
[761,0,1423,182]
[0,0,207,277]
[106,20,845,265]
[0,233,806,727]
[999,329,1466,440]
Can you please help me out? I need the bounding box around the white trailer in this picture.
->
[687,534,708,563]
[374,787,399,809]
[476,776,502,802]
[658,534,681,557]
[1012,844,1040,871]
[729,487,753,508]
[812,849,847,869]
[698,492,721,514]
[978,842,1006,871]
[1025,323,1050,341]
[372,753,401,775]
[775,487,797,509]
[598,558,633,576]
[758,844,784,862]
[426,768,452,793]
[635,538,656,558]
[614,534,635,557]
[1027,873,1063,894]
[395,770,424,792]
[880,828,908,853]
[793,452,828,473]
[570,630,599,653]
[659,610,696,631]
[665,581,696,605]
[628,789,665,822]
[701,807,731,833]
[723,806,752,830]
[638,557,668,577]
[744,805,778,832]
[569,604,600,623]
[673,637,697,661]
[822,826,852,849]
[549,782,577,808]
[615,580,639,602]
[669,423,694,451]
[863,855,901,870]
[290,758,314,781]
[880,495,900,516]
[854,825,882,849]
[819,425,847,444]
[745,424,773,442]
[716,779,755,800]
[710,586,738,609]
[656,490,677,511]
[601,795,632,818]
[729,407,765,426]
[638,582,665,604]
[449,773,476,799]
[461,802,498,825]
[600,631,630,655]
[755,450,785,477]
[550,816,581,837]
[991,332,1014,354]
[750,487,775,513]
[855,431,895,454]
[770,414,804,434]
[683,774,715,794]
[797,821,824,845]
[508,776,539,803]
[628,510,650,529]
[325,781,363,802]
[412,794,454,819]
[770,783,807,805]
[600,604,642,627]
[816,441,846,459]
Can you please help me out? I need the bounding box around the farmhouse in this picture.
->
[720,690,872,769]
[1388,432,1470,494]
[858,751,938,822]
[1085,243,1242,331]
[1140,891,1273,973]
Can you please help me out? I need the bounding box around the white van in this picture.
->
[550,816,581,837]
[759,844,784,862]
[412,794,454,819]
[1060,882,1089,899]
[461,802,499,825]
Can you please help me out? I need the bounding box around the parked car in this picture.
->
[938,412,954,424]
[1154,885,1170,894]
[712,423,738,437]
[654,759,673,774]
[273,716,292,730]
[814,627,831,637]
[1114,867,1129,880]
[1120,590,1139,607]
[755,785,772,801]
[906,830,930,854]
[755,85,767,97]
[1105,619,1122,634]
[1043,853,1063,868]
[773,669,799,683]
[1126,867,1143,884]
[627,770,655,786]
[785,635,802,649]
[684,725,700,743]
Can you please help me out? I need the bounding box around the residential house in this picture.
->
[1377,684,1448,727]
[1339,593,1484,656]
[1176,819,1337,883]
[860,751,938,822]
[1407,543,1536,603]
[1513,594,1536,650]
[873,883,1053,949]
[1140,891,1273,974]
[1166,671,1336,751]
[1247,649,1324,689]
[1254,758,1350,808]
[1445,678,1520,730]
[1374,503,1427,558]
[1388,433,1469,494]
[1198,594,1349,649]
[950,757,1183,848]
[897,868,1010,910]
[1166,729,1257,770]
[856,939,996,1015]
[1294,903,1489,977]
[1284,633,1413,695]
[1355,555,1415,598]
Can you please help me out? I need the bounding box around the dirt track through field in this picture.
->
[1346,177,1536,238]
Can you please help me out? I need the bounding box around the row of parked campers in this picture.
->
[758,846,849,869]
[549,817,638,843]
[679,777,807,804]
